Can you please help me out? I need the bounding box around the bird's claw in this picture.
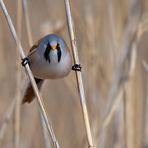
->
[21,57,29,66]
[72,64,82,71]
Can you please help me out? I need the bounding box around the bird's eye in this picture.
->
[56,43,62,62]
[44,42,52,63]
[57,43,61,51]
[47,43,52,50]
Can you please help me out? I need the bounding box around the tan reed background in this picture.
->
[0,0,148,148]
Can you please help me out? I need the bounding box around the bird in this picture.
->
[22,34,73,103]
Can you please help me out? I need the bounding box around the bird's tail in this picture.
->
[22,78,43,104]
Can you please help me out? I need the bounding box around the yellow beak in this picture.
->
[51,44,57,50]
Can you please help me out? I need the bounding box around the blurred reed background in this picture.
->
[0,0,148,148]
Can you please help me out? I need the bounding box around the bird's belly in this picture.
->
[30,53,72,79]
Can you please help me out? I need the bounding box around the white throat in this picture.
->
[49,50,58,64]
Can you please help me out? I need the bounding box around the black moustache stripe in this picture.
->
[57,43,62,62]
[44,43,51,63]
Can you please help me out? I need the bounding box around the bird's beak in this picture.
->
[51,44,57,50]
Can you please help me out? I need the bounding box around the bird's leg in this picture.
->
[21,57,30,66]
[72,64,82,71]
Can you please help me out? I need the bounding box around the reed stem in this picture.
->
[64,0,94,147]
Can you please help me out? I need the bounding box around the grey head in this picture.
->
[38,34,68,64]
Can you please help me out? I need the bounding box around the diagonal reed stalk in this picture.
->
[0,1,59,148]
[64,0,94,147]
[142,61,148,72]
[22,0,53,147]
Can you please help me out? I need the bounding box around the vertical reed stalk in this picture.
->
[22,0,33,45]
[14,0,23,147]
[64,0,94,147]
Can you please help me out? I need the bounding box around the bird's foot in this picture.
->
[21,57,30,66]
[72,64,82,71]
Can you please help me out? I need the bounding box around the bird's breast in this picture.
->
[49,50,59,64]
[29,50,72,79]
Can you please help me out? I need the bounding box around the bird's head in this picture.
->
[43,34,65,63]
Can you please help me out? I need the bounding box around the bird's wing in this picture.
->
[27,38,43,59]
